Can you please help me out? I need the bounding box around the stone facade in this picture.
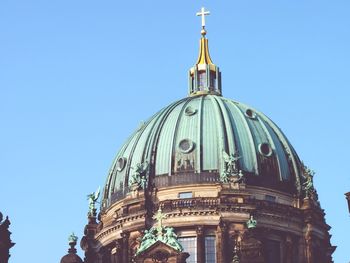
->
[77,182,334,263]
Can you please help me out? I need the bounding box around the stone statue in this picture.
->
[302,164,316,199]
[68,232,78,243]
[232,170,245,184]
[129,161,149,189]
[221,150,241,183]
[246,215,257,229]
[162,227,183,252]
[87,187,100,215]
[136,229,157,255]
[220,170,230,183]
[136,208,183,256]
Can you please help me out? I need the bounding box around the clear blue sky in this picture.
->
[1,1,349,262]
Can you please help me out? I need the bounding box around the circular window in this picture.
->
[116,157,127,171]
[245,109,256,119]
[178,139,195,153]
[185,106,197,116]
[259,143,272,157]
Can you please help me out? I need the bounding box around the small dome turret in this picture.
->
[60,233,83,263]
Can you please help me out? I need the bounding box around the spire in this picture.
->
[189,7,222,97]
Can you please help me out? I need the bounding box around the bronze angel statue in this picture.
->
[129,161,149,189]
[87,186,100,215]
[221,150,241,182]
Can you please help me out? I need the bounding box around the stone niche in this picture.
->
[134,241,189,263]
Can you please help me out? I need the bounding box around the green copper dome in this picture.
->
[102,95,303,208]
[101,22,304,209]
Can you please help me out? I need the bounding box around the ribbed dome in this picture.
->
[102,95,303,209]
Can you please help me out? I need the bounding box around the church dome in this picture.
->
[88,10,334,263]
[102,94,303,209]
[101,17,305,210]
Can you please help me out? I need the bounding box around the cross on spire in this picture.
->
[153,208,167,234]
[196,7,210,28]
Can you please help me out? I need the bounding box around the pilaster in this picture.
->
[216,221,228,263]
[196,226,205,263]
[121,232,130,263]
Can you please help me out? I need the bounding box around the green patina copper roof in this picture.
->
[101,14,303,209]
[102,95,303,208]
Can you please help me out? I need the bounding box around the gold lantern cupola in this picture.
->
[189,7,222,96]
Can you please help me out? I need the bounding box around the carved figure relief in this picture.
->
[175,152,195,172]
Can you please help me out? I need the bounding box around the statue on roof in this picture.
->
[87,187,100,216]
[301,164,320,203]
[302,165,314,190]
[136,208,183,256]
[136,229,157,255]
[162,227,183,252]
[68,232,78,244]
[129,161,149,190]
[232,170,245,184]
[221,150,241,183]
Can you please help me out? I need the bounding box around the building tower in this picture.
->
[0,212,15,263]
[61,7,335,263]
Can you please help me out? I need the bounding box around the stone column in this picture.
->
[121,232,129,263]
[196,226,205,263]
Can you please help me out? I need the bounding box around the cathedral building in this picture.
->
[60,8,335,263]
